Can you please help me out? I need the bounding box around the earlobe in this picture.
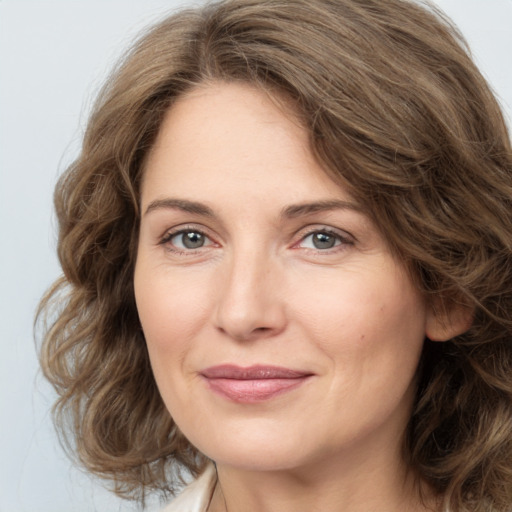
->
[425,303,474,342]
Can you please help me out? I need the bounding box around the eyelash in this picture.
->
[159,225,215,255]
[158,225,354,255]
[293,227,354,252]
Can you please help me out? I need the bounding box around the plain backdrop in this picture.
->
[0,1,511,511]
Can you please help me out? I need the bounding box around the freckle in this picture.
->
[360,334,365,342]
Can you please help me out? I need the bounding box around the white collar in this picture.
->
[161,463,217,512]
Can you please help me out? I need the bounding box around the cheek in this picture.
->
[289,261,427,374]
[299,267,426,434]
[133,263,216,423]
[133,262,213,370]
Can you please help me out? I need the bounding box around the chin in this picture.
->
[187,421,324,473]
[208,448,309,473]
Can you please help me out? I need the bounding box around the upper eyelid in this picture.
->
[156,223,356,247]
[159,224,215,244]
[294,224,355,242]
[288,226,355,254]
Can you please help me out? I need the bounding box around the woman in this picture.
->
[38,0,512,511]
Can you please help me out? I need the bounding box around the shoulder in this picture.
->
[161,464,217,512]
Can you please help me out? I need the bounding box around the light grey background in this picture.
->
[1,1,511,511]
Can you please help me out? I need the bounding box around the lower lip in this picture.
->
[204,377,310,403]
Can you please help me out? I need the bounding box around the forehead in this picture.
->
[141,81,355,208]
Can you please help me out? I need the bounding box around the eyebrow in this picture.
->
[144,198,215,217]
[144,197,365,219]
[281,200,365,218]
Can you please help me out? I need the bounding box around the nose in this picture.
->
[214,249,287,342]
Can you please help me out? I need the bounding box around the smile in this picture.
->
[200,365,313,403]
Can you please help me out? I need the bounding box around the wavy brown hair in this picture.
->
[37,0,512,510]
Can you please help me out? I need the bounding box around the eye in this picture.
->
[161,229,213,250]
[297,229,351,250]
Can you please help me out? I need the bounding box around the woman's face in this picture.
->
[134,82,435,473]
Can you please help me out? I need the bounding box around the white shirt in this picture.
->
[161,464,217,512]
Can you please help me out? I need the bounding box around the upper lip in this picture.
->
[200,364,312,380]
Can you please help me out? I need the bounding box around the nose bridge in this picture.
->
[215,240,285,341]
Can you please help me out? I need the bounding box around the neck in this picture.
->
[208,445,438,512]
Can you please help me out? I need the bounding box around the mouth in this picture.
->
[200,365,313,403]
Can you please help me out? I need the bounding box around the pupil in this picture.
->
[183,232,204,249]
[313,232,335,249]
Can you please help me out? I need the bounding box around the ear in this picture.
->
[425,302,474,342]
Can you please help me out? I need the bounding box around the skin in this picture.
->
[134,82,463,512]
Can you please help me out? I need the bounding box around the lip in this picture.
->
[200,365,313,403]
